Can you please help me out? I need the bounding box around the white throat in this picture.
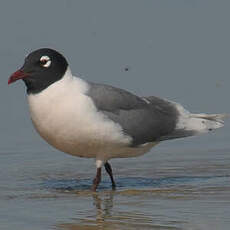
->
[26,67,132,160]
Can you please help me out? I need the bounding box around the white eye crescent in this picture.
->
[40,55,51,68]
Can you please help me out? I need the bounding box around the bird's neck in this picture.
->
[25,66,72,95]
[27,67,89,108]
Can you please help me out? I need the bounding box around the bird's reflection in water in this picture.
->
[92,192,114,223]
[57,191,165,230]
[58,191,115,230]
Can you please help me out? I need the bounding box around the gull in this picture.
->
[8,48,226,191]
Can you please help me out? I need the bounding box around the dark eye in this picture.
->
[40,55,51,68]
[40,59,47,65]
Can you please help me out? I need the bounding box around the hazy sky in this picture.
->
[1,0,229,149]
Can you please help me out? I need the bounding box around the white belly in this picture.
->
[27,70,157,162]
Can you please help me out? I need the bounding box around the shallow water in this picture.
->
[1,127,230,230]
[1,1,230,229]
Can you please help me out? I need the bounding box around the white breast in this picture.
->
[27,68,133,161]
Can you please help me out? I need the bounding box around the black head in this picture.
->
[8,48,68,94]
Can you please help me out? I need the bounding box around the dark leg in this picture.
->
[104,162,116,189]
[92,167,102,192]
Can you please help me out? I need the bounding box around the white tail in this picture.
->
[175,102,228,133]
[188,113,227,132]
[160,102,228,141]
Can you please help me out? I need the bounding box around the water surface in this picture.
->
[1,1,230,229]
[1,133,230,230]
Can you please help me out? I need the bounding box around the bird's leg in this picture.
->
[104,162,116,190]
[92,167,102,192]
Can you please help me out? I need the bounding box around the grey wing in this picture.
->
[87,82,179,146]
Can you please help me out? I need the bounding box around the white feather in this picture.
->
[173,102,226,134]
[27,67,157,163]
